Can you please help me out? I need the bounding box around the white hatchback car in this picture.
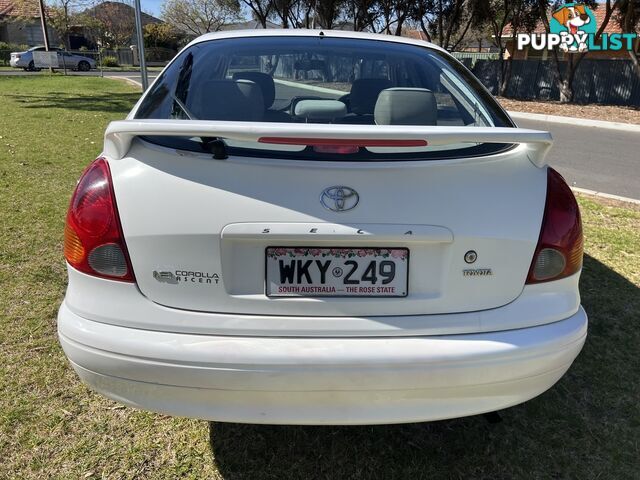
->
[58,30,587,425]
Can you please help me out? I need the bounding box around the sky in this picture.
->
[141,0,163,17]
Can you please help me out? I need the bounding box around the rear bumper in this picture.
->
[58,303,587,425]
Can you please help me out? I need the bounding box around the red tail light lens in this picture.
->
[526,168,583,284]
[64,158,135,282]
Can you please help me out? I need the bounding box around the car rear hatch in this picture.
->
[104,120,551,317]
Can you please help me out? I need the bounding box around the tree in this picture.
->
[285,0,315,28]
[410,0,436,41]
[271,0,299,28]
[161,0,241,36]
[144,22,184,49]
[45,0,85,49]
[485,0,538,96]
[85,0,137,48]
[240,0,272,28]
[618,0,640,77]
[350,0,378,31]
[410,0,489,50]
[314,0,345,28]
[375,0,411,34]
[537,0,619,102]
[270,0,345,29]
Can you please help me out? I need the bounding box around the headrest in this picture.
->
[349,78,392,115]
[374,88,438,126]
[294,99,347,122]
[232,71,275,109]
[188,79,264,121]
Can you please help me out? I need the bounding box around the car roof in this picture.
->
[185,29,446,54]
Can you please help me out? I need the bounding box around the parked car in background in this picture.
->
[58,29,587,426]
[10,46,96,71]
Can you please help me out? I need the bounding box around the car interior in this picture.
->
[187,74,443,126]
[134,37,513,158]
[147,36,501,130]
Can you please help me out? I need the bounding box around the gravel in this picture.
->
[497,97,640,125]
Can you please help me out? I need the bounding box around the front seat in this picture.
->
[187,79,264,122]
[374,88,438,126]
[232,71,290,122]
[340,78,392,124]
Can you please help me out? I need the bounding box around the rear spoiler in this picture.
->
[104,120,553,167]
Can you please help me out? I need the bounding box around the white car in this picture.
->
[58,30,587,425]
[10,46,96,71]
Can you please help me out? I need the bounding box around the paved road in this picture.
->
[516,118,640,200]
[2,70,638,199]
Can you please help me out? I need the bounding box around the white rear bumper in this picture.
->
[58,302,587,425]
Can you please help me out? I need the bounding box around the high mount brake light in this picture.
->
[313,145,360,154]
[526,168,583,284]
[63,158,135,282]
[257,137,428,147]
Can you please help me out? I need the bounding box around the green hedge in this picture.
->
[101,55,119,67]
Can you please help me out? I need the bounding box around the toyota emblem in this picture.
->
[320,186,359,212]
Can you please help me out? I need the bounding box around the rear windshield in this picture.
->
[135,36,514,160]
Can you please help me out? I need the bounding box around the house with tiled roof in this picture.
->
[500,4,639,60]
[78,1,162,48]
[1,0,164,49]
[0,0,58,46]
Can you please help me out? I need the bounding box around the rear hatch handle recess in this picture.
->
[104,120,553,167]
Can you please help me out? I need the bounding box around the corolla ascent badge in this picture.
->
[320,186,359,212]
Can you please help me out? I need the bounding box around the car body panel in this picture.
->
[57,30,587,424]
[58,300,587,424]
[108,138,548,317]
[63,265,581,336]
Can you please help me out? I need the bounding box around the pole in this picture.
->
[37,0,50,51]
[37,0,54,73]
[133,0,148,90]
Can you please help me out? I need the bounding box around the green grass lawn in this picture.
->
[1,76,639,479]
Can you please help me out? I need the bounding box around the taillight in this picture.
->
[526,168,583,284]
[63,158,135,282]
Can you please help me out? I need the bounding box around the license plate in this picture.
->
[265,247,409,297]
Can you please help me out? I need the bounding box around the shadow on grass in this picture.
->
[208,254,639,479]
[6,91,141,114]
